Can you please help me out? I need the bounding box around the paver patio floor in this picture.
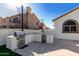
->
[14,39,79,56]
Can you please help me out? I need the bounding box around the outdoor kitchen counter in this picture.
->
[6,32,53,50]
[6,35,17,51]
[25,33,53,44]
[25,32,53,35]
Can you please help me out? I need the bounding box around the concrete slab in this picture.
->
[14,39,79,56]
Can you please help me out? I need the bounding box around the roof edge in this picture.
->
[52,6,79,22]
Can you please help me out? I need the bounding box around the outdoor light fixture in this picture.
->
[17,5,24,31]
[42,19,44,34]
[41,19,46,43]
[16,2,25,31]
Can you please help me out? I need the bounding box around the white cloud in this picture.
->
[5,0,29,11]
[1,0,79,3]
[7,3,28,10]
[0,0,28,3]
[45,22,55,29]
[7,3,21,10]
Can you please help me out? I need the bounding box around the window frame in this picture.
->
[12,17,18,23]
[62,20,78,33]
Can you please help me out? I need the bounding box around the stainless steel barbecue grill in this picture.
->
[14,31,25,48]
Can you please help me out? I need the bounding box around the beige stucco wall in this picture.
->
[27,13,39,29]
[5,7,48,29]
[6,17,10,28]
[0,17,6,27]
[6,16,17,28]
[53,9,79,40]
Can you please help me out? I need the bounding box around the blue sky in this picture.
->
[0,3,79,29]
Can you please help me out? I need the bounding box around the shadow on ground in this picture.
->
[15,38,79,56]
[34,39,79,54]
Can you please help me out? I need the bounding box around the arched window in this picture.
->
[63,20,78,33]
